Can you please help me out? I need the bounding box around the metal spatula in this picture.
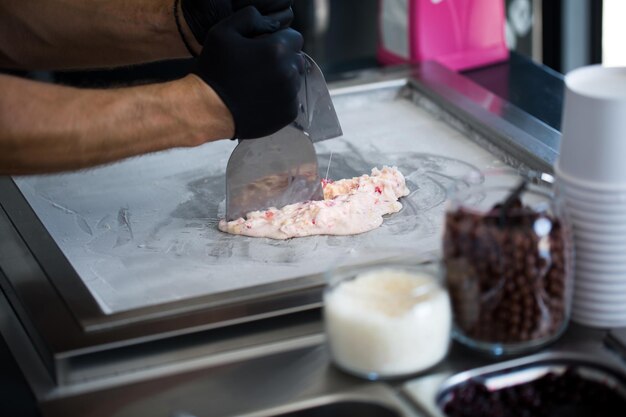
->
[225,53,342,221]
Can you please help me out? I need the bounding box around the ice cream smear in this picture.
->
[218,166,410,239]
[324,268,452,378]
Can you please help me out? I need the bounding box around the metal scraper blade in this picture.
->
[225,53,341,221]
[225,127,323,220]
[295,53,343,142]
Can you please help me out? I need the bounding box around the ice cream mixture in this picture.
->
[218,166,410,239]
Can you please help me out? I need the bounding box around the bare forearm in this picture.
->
[0,74,233,174]
[0,0,199,70]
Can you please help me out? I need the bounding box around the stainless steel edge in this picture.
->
[408,61,561,173]
[0,280,57,402]
[328,61,561,174]
[438,350,626,393]
[31,325,626,417]
[234,384,423,417]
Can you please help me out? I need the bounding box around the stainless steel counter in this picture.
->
[30,323,626,417]
[3,61,616,417]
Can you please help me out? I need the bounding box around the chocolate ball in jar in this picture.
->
[443,175,574,355]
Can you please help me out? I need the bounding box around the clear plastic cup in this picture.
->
[557,65,626,186]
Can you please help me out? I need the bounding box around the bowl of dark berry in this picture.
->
[443,173,574,355]
[437,353,626,417]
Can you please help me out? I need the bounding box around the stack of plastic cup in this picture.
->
[555,65,626,328]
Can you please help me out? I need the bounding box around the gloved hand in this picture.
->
[181,0,293,45]
[193,6,304,139]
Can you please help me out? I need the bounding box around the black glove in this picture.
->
[193,6,304,139]
[181,0,293,45]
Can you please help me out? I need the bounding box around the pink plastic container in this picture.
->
[378,0,509,71]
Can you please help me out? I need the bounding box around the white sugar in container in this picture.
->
[324,261,451,379]
[324,262,452,379]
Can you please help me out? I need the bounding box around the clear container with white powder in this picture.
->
[323,259,452,380]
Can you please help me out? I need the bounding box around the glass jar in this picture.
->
[443,174,574,355]
[323,256,451,380]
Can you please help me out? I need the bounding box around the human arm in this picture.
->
[0,0,292,70]
[0,7,303,174]
[0,0,190,70]
[0,73,234,174]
